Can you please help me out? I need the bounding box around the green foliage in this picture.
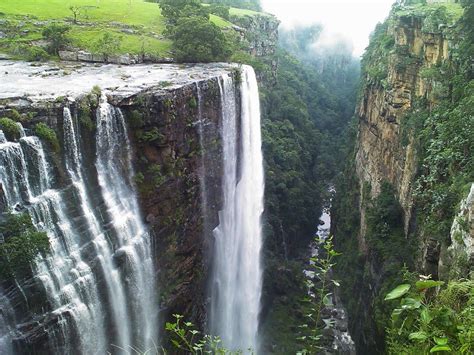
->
[128,110,145,128]
[76,87,102,131]
[139,127,165,144]
[0,19,21,39]
[78,108,95,131]
[159,0,232,62]
[42,23,71,55]
[0,213,49,279]
[24,45,50,61]
[366,182,416,265]
[413,81,474,241]
[6,109,22,122]
[208,4,230,20]
[298,237,341,354]
[148,164,167,187]
[159,0,209,31]
[407,3,474,242]
[0,117,21,141]
[93,32,122,61]
[386,276,474,354]
[172,16,232,62]
[35,123,60,152]
[165,314,238,354]
[360,22,393,88]
[7,43,50,62]
[188,96,198,109]
[203,0,261,11]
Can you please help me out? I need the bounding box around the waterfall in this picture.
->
[95,97,157,351]
[210,66,264,352]
[0,99,157,354]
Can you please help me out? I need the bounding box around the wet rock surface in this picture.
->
[0,61,240,353]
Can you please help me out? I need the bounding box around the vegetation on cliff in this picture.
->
[332,0,473,353]
[385,274,474,354]
[255,32,359,354]
[0,213,49,279]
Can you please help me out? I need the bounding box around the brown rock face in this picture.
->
[356,13,451,240]
[119,76,241,332]
[0,62,240,352]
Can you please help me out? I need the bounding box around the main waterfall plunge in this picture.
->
[0,64,264,354]
[209,67,264,352]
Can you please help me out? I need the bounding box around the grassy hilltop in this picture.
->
[0,0,262,60]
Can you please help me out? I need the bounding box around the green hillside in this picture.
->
[0,0,252,59]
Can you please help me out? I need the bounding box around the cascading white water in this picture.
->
[210,66,265,352]
[0,99,157,354]
[95,98,157,351]
[0,126,107,354]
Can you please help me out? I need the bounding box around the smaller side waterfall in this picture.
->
[0,98,157,354]
[95,98,158,351]
[210,66,265,352]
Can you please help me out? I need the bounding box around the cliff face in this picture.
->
[0,61,238,353]
[231,14,280,58]
[356,12,450,241]
[333,2,471,353]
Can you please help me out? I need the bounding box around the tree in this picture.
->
[209,4,230,20]
[42,23,71,55]
[172,16,231,62]
[93,32,122,62]
[159,0,208,28]
[69,6,81,23]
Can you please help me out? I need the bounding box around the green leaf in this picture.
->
[420,308,433,325]
[385,284,411,300]
[434,337,448,346]
[430,345,451,353]
[409,331,428,341]
[171,339,181,348]
[391,308,403,322]
[323,294,333,306]
[401,297,422,310]
[416,280,444,291]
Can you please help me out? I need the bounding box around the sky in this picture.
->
[260,0,396,56]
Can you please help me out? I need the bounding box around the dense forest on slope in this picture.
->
[254,30,359,353]
[332,0,474,353]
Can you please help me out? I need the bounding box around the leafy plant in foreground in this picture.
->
[298,236,341,354]
[385,272,474,354]
[165,314,243,354]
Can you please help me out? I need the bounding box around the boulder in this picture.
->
[58,51,78,61]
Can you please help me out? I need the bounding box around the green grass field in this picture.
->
[0,0,254,59]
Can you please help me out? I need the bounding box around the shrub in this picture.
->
[172,16,232,62]
[92,32,122,62]
[128,110,144,128]
[0,213,50,279]
[9,44,49,62]
[0,117,21,141]
[139,127,165,143]
[35,123,60,152]
[25,46,50,61]
[42,23,71,55]
[209,4,230,20]
[7,109,22,122]
[385,276,474,354]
